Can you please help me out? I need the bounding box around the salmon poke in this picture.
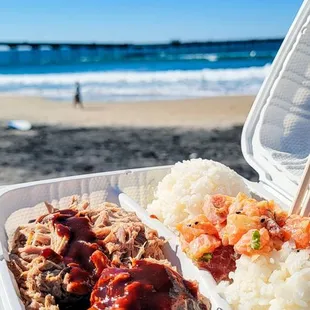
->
[148,159,310,309]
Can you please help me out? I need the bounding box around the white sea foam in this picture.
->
[180,53,219,61]
[0,65,270,101]
[0,65,270,84]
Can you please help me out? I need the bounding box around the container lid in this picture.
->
[242,0,310,203]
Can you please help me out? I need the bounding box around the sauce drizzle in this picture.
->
[89,259,208,310]
[41,209,107,295]
[51,209,97,272]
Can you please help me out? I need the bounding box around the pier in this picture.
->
[1,38,284,51]
[0,38,284,66]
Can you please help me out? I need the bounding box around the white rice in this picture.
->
[217,242,310,310]
[146,158,250,230]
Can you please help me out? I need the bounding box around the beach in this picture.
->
[0,95,258,185]
[0,36,271,187]
[0,95,253,128]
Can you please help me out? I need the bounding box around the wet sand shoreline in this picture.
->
[0,95,254,129]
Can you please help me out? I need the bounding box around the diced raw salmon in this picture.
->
[203,194,234,226]
[282,215,310,249]
[228,193,257,215]
[219,226,229,246]
[272,203,288,227]
[234,228,273,256]
[186,234,221,260]
[176,214,218,243]
[225,214,261,245]
[177,193,299,262]
[229,194,287,226]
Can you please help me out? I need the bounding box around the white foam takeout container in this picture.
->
[0,1,310,309]
[0,168,288,310]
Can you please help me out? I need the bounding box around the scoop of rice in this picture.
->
[146,158,249,230]
[217,242,310,310]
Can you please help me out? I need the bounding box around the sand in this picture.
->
[0,95,257,185]
[0,125,258,185]
[0,95,254,129]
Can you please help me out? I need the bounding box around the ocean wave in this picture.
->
[178,51,275,61]
[0,65,270,101]
[0,65,270,84]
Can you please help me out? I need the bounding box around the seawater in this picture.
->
[0,41,280,101]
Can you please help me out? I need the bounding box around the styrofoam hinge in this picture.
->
[259,179,292,205]
[0,242,5,261]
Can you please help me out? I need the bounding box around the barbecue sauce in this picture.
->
[41,248,62,263]
[38,209,209,310]
[43,209,109,295]
[51,209,97,272]
[89,259,208,310]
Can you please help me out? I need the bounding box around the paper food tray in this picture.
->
[0,166,286,310]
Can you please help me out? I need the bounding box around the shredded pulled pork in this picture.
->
[8,197,165,310]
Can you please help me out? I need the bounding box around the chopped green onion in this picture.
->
[251,230,261,250]
[200,253,213,262]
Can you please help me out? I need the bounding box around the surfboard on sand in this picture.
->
[7,120,32,131]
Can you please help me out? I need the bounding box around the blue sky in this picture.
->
[0,0,304,43]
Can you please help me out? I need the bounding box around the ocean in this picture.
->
[0,40,281,101]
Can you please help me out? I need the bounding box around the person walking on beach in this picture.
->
[73,82,83,108]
